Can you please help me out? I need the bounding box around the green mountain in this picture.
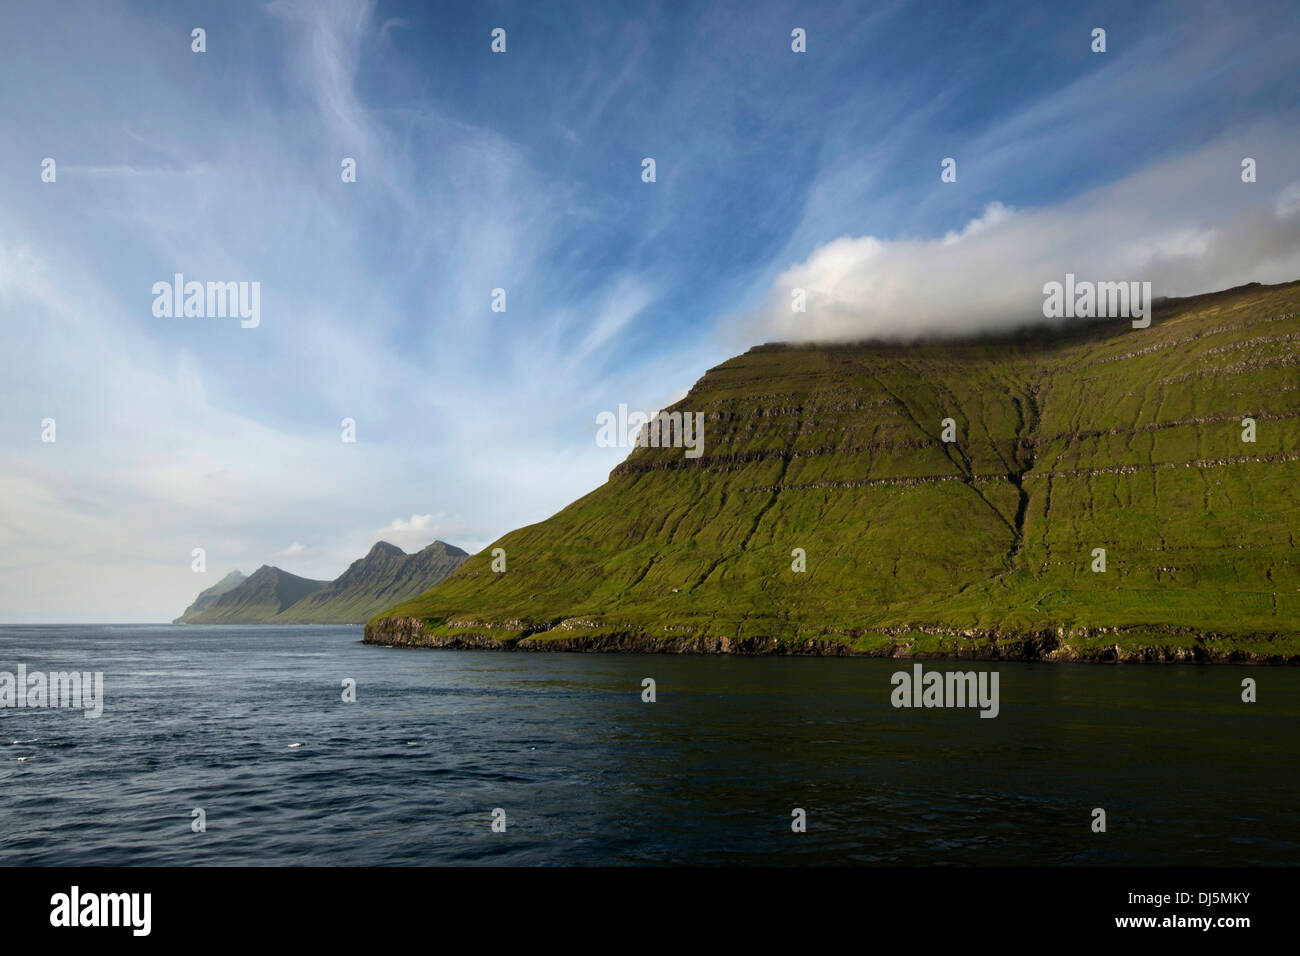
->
[366,280,1300,662]
[179,565,329,624]
[276,540,469,623]
[175,541,469,624]
[172,569,247,622]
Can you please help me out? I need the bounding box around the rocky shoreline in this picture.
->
[363,616,1296,663]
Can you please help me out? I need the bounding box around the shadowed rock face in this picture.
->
[175,541,469,625]
[367,280,1300,662]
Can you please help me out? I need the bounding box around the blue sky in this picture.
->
[2,0,1298,621]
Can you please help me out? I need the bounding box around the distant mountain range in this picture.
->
[365,280,1300,662]
[177,569,248,617]
[175,540,469,624]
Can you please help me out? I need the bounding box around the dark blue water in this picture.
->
[1,625,1296,865]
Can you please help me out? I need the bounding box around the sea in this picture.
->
[1,624,1296,866]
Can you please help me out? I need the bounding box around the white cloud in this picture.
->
[376,513,473,552]
[742,130,1300,343]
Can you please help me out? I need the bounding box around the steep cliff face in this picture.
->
[367,280,1300,661]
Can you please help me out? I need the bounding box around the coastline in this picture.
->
[363,616,1298,663]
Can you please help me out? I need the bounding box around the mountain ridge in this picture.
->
[176,540,469,625]
[172,569,247,622]
[178,565,329,624]
[365,279,1300,662]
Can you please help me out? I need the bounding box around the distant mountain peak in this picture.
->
[174,537,469,625]
[417,540,469,557]
[171,568,249,622]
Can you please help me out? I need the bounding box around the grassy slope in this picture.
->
[274,559,466,623]
[373,281,1300,660]
[273,591,414,624]
[178,544,468,625]
[182,567,328,624]
[172,570,246,622]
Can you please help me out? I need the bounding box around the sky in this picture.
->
[1,0,1298,622]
